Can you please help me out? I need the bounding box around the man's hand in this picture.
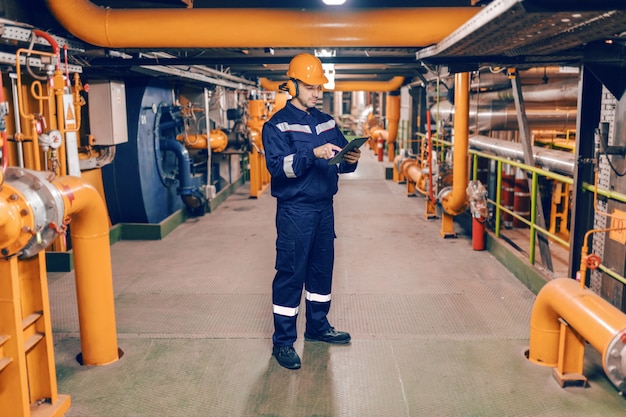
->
[343,148,361,164]
[314,143,342,159]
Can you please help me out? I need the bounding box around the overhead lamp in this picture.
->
[322,0,347,5]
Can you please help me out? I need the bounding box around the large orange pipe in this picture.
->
[386,92,401,161]
[529,278,626,389]
[440,72,470,216]
[259,77,405,93]
[52,176,119,366]
[46,0,478,48]
[400,159,427,195]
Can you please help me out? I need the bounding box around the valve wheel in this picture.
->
[585,254,602,270]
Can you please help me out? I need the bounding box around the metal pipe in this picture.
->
[52,175,119,366]
[431,100,577,132]
[440,72,469,216]
[529,278,626,392]
[476,78,578,104]
[0,168,118,365]
[259,77,405,92]
[9,74,25,168]
[469,135,575,176]
[46,0,478,48]
[160,139,194,196]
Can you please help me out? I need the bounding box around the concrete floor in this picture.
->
[48,150,626,416]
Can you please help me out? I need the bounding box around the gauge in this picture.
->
[48,130,63,149]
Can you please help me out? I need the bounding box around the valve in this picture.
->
[585,253,602,270]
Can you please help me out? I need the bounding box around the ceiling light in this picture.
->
[323,0,347,5]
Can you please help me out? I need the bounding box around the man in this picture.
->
[262,53,361,370]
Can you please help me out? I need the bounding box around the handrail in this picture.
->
[467,148,626,286]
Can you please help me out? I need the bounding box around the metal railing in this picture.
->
[470,149,626,286]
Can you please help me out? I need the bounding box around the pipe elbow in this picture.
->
[53,176,109,239]
[529,278,626,391]
[439,187,468,216]
[528,279,564,367]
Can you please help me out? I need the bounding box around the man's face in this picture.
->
[293,82,323,111]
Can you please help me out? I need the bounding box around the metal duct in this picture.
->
[469,135,575,176]
[475,79,578,104]
[470,67,579,90]
[431,100,577,132]
[46,0,478,48]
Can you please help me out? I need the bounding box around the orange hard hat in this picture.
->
[286,53,328,85]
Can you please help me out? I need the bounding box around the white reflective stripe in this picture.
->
[276,122,312,134]
[315,119,336,135]
[273,304,299,317]
[283,154,296,178]
[305,291,331,303]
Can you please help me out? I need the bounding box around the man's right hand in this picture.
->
[314,143,342,159]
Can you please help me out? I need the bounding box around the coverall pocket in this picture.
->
[275,238,296,273]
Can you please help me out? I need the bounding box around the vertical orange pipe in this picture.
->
[386,92,400,162]
[440,72,470,216]
[52,176,119,366]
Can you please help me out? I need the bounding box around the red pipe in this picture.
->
[426,109,434,204]
[32,29,61,72]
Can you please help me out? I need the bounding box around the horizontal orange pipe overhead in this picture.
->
[332,77,405,92]
[260,77,405,92]
[46,0,478,48]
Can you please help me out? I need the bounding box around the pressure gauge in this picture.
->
[48,130,63,149]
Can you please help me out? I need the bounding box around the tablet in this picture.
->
[327,137,368,165]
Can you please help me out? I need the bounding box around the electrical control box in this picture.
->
[88,80,128,145]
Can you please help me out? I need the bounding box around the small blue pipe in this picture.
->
[159,139,194,196]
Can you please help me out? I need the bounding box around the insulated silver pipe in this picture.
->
[432,100,577,132]
[474,78,578,104]
[469,135,575,176]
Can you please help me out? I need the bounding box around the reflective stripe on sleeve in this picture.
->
[277,122,312,134]
[273,304,299,317]
[305,291,331,303]
[315,119,336,135]
[283,154,296,178]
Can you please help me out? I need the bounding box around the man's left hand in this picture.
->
[343,148,361,164]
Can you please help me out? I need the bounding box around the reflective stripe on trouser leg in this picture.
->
[305,204,335,336]
[272,205,317,347]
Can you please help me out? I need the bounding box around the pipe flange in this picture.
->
[3,167,65,259]
[604,330,626,393]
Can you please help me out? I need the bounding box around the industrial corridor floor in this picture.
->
[49,151,625,417]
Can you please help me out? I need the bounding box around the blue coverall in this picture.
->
[262,100,358,347]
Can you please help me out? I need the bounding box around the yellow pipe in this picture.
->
[52,175,119,366]
[529,278,626,387]
[260,77,405,92]
[440,72,470,217]
[47,0,478,48]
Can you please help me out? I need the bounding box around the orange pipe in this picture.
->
[529,278,626,389]
[46,1,478,48]
[178,129,228,152]
[386,93,400,145]
[260,77,405,93]
[400,158,427,196]
[52,175,119,366]
[0,191,23,250]
[440,72,470,217]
